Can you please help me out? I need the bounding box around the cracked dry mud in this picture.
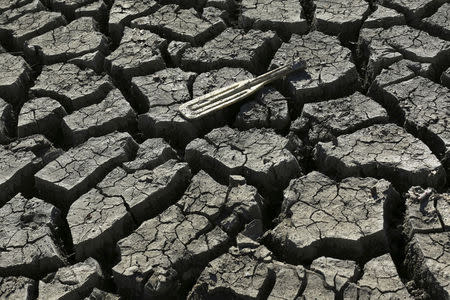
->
[380,0,448,21]
[0,97,13,144]
[108,0,160,44]
[181,27,281,73]
[403,187,450,299]
[18,97,67,140]
[235,87,290,131]
[0,52,31,103]
[68,159,191,260]
[443,67,450,88]
[130,5,226,46]
[314,0,371,40]
[342,254,412,299]
[362,5,406,29]
[43,0,107,20]
[264,171,400,264]
[0,143,41,205]
[270,30,359,103]
[370,75,450,170]
[31,62,113,112]
[113,170,263,298]
[74,1,109,23]
[24,17,108,65]
[35,132,138,209]
[105,27,167,81]
[359,24,450,82]
[0,1,449,299]
[291,91,388,144]
[186,126,301,194]
[314,123,446,189]
[0,275,37,299]
[0,10,66,50]
[239,0,308,38]
[133,68,197,146]
[37,257,103,300]
[61,88,136,146]
[421,3,450,40]
[0,0,44,25]
[0,194,66,278]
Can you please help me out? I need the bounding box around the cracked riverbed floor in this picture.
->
[0,0,449,299]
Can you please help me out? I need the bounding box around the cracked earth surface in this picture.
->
[0,0,449,299]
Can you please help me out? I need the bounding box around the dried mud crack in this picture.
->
[0,0,449,299]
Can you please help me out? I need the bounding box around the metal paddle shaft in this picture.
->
[179,60,306,120]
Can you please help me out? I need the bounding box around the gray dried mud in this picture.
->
[0,1,449,299]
